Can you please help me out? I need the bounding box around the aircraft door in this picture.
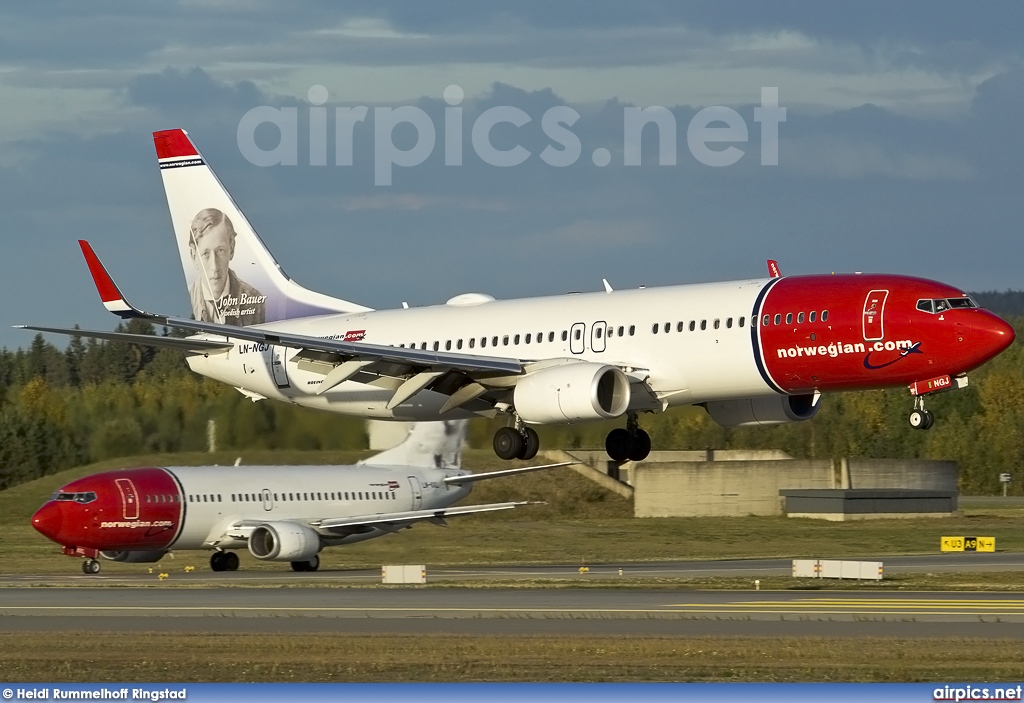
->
[862,290,889,341]
[114,478,140,520]
[591,321,607,353]
[264,345,291,388]
[261,488,273,512]
[570,322,586,354]
[407,476,423,511]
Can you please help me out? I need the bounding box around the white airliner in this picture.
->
[21,129,1015,463]
[32,421,566,574]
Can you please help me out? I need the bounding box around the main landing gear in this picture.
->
[908,396,934,430]
[209,550,240,572]
[493,420,540,461]
[605,412,651,463]
[82,559,101,575]
[291,555,320,572]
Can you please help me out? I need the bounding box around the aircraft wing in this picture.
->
[75,240,524,379]
[312,501,539,532]
[442,461,574,486]
[14,325,232,353]
[223,501,539,540]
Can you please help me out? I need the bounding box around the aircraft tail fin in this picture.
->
[360,421,468,470]
[153,129,371,326]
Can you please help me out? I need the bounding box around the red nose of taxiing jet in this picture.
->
[32,502,63,543]
[972,312,1016,362]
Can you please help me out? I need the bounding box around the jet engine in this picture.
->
[514,363,631,424]
[99,550,167,563]
[705,393,821,428]
[247,522,321,562]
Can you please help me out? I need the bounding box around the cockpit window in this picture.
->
[50,491,97,504]
[917,297,977,314]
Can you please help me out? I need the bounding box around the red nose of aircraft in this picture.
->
[32,502,63,543]
[975,312,1016,361]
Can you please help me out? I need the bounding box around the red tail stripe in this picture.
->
[78,240,122,304]
[153,129,198,160]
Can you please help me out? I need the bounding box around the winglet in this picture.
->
[767,259,782,278]
[78,240,148,318]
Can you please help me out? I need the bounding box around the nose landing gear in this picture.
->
[908,396,934,430]
[82,559,101,575]
[605,412,651,462]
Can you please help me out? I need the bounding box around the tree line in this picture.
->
[1,315,1022,494]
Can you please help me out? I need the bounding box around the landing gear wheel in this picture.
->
[291,555,320,572]
[518,427,540,461]
[82,559,101,575]
[921,410,934,429]
[606,428,632,463]
[210,551,227,572]
[628,429,652,462]
[494,427,524,460]
[223,551,240,572]
[909,410,929,429]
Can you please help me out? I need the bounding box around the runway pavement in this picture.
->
[2,553,1020,637]
[2,586,1024,637]
[0,551,1021,586]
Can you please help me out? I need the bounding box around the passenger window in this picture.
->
[700,320,707,330]
[492,336,498,346]
[821,310,829,322]
[809,311,816,322]
[457,339,463,349]
[445,340,451,350]
[421,342,427,350]
[726,318,733,329]
[562,331,568,341]
[514,334,520,344]
[774,314,781,325]
[629,325,635,336]
[663,322,669,333]
[762,315,770,326]
[618,326,624,336]
[739,317,745,328]
[786,313,793,325]
[525,333,532,343]
[433,341,439,351]
[797,312,804,324]
[574,329,582,340]
[714,319,720,329]
[596,328,602,338]
[677,322,684,332]
[652,324,659,334]
[549,332,555,342]
[689,321,695,332]
[503,335,509,346]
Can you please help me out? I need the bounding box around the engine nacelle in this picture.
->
[99,550,167,563]
[705,393,821,428]
[247,522,321,562]
[514,363,631,424]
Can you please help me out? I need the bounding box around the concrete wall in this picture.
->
[633,459,834,517]
[844,458,958,492]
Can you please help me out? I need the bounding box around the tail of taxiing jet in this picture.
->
[153,129,371,326]
[360,421,468,469]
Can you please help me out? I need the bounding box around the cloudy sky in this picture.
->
[3,1,1023,348]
